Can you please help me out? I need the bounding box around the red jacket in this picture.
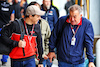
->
[9,33,37,59]
[1,19,43,63]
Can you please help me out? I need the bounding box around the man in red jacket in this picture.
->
[1,5,45,67]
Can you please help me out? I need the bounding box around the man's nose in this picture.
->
[71,17,74,21]
[39,16,41,20]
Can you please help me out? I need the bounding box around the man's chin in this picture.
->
[46,6,50,9]
[71,22,76,25]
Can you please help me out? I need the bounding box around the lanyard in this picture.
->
[24,21,35,51]
[70,25,80,37]
[24,21,35,36]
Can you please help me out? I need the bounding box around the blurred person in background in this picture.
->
[64,0,73,15]
[13,0,21,19]
[20,0,28,18]
[41,0,58,32]
[51,0,59,18]
[41,0,58,65]
[0,0,14,66]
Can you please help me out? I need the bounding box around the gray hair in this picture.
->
[68,4,82,14]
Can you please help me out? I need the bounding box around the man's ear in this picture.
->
[80,14,82,17]
[29,15,32,19]
[29,15,31,17]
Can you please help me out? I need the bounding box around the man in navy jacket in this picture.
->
[48,4,95,67]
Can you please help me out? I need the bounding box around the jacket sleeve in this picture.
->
[1,21,19,48]
[53,9,58,27]
[49,18,61,52]
[84,22,94,62]
[36,24,43,64]
[44,21,51,46]
[42,21,51,56]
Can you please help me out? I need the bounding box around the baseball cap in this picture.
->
[25,5,45,16]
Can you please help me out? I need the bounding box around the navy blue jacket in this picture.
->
[49,16,94,64]
[0,1,14,28]
[41,5,58,31]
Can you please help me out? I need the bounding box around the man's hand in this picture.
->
[18,39,26,48]
[88,62,95,67]
[48,52,56,63]
[38,64,43,67]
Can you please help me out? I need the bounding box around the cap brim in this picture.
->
[36,11,45,16]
